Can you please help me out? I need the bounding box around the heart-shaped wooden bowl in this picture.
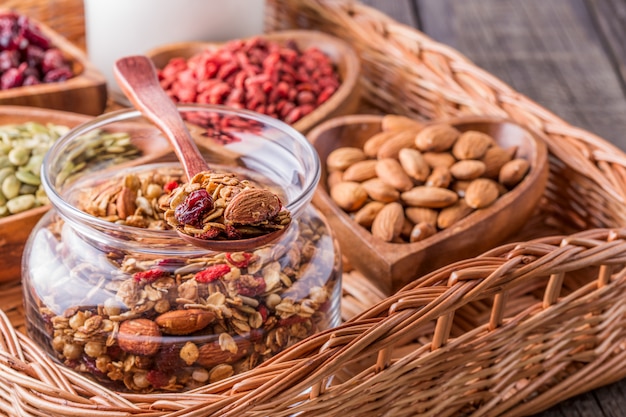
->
[308,114,549,295]
[145,30,361,134]
[0,106,173,283]
[0,9,107,115]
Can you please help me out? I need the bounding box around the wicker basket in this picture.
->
[2,0,626,416]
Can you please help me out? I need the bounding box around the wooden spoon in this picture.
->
[113,55,290,252]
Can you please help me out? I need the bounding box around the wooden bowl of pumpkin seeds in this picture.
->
[0,106,172,283]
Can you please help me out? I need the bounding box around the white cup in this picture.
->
[83,0,265,103]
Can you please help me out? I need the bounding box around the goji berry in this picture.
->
[163,180,178,193]
[133,268,167,283]
[195,264,231,283]
[257,304,268,322]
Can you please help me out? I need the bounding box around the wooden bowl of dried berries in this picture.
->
[308,114,549,295]
[146,30,361,133]
[0,10,107,115]
[0,105,172,283]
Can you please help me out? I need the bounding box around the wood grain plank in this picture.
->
[586,0,626,89]
[416,0,626,150]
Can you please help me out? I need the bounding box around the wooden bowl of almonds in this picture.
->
[308,114,549,295]
[0,105,172,283]
[145,30,361,134]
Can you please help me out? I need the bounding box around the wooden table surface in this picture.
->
[363,1,626,416]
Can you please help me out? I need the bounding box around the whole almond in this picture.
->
[327,170,344,189]
[465,178,500,208]
[499,158,530,187]
[363,130,398,157]
[116,186,137,219]
[361,178,400,203]
[377,129,419,159]
[330,181,369,211]
[376,158,414,191]
[224,188,282,225]
[425,165,452,188]
[451,180,472,198]
[398,148,430,182]
[118,319,161,356]
[409,222,437,242]
[422,152,456,168]
[196,338,251,368]
[155,309,216,335]
[481,145,516,178]
[452,130,494,160]
[381,114,425,131]
[326,147,367,171]
[371,202,404,242]
[354,201,385,228]
[437,199,474,229]
[401,186,458,208]
[404,206,438,226]
[343,159,378,182]
[415,124,460,152]
[449,160,487,180]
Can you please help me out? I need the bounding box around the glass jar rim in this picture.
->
[41,104,321,253]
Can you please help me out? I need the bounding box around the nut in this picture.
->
[449,160,486,180]
[381,114,425,131]
[116,186,137,219]
[354,201,385,228]
[363,130,398,157]
[437,199,474,229]
[398,148,430,182]
[465,178,500,209]
[196,338,252,368]
[452,130,493,160]
[326,147,367,172]
[361,178,400,203]
[155,309,216,335]
[375,158,414,191]
[481,145,516,178]
[342,159,378,182]
[415,124,460,152]
[499,158,530,188]
[224,188,282,225]
[330,181,369,211]
[117,319,161,356]
[409,222,437,242]
[377,129,419,159]
[371,202,404,242]
[401,186,458,208]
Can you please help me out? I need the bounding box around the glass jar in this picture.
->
[22,105,341,392]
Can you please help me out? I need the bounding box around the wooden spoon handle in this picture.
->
[113,55,209,177]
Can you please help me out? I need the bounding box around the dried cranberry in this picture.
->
[43,66,73,83]
[236,275,266,297]
[22,74,39,86]
[225,224,241,239]
[24,44,44,67]
[199,226,221,240]
[41,48,65,72]
[195,264,231,283]
[146,370,170,388]
[82,355,106,378]
[155,344,182,373]
[174,189,213,227]
[20,15,50,49]
[0,49,18,71]
[1,65,23,89]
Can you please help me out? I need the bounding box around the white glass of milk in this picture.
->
[83,0,265,103]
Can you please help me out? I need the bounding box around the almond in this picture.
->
[437,199,474,229]
[425,165,452,188]
[330,181,369,211]
[404,206,438,227]
[415,124,460,152]
[224,188,282,225]
[376,158,414,191]
[117,319,161,356]
[409,222,437,242]
[377,129,419,159]
[354,201,385,228]
[381,114,425,131]
[196,338,251,368]
[361,178,400,203]
[499,158,530,188]
[401,186,458,208]
[422,152,456,168]
[398,148,430,182]
[481,145,516,178]
[155,309,216,335]
[116,186,137,219]
[326,147,367,171]
[452,130,494,160]
[342,159,378,182]
[327,170,344,189]
[363,130,398,157]
[371,202,404,242]
[465,178,500,208]
[449,160,486,180]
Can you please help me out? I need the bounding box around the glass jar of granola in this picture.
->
[21,105,341,392]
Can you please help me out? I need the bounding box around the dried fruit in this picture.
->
[174,189,214,227]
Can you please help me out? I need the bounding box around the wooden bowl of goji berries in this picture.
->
[308,114,549,295]
[146,30,361,133]
[0,10,107,116]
